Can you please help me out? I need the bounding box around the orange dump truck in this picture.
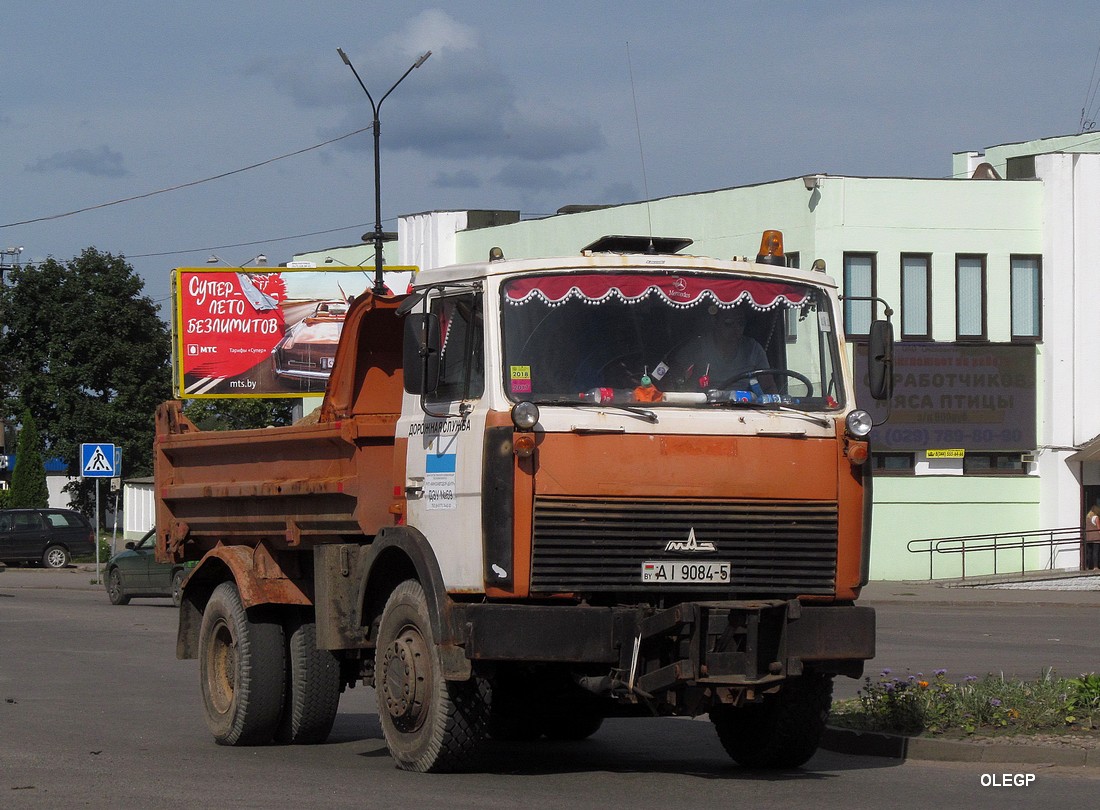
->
[155,232,893,772]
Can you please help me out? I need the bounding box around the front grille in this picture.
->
[530,496,838,596]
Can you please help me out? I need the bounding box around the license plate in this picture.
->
[641,561,730,584]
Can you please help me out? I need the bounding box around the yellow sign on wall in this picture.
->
[925,448,965,459]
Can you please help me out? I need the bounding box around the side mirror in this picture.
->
[867,320,894,401]
[125,542,136,550]
[403,312,441,394]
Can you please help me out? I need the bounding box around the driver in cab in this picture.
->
[668,305,776,394]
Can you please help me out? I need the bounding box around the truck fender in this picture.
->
[358,526,471,680]
[175,544,312,660]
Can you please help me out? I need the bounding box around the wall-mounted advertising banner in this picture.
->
[172,266,416,398]
[854,343,1036,452]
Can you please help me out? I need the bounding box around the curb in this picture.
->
[822,726,1100,767]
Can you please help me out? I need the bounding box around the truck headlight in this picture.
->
[511,401,540,430]
[846,409,873,437]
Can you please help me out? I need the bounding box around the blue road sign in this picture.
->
[81,443,117,478]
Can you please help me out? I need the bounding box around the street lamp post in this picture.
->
[337,47,431,296]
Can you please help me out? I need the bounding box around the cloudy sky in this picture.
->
[2,2,1098,312]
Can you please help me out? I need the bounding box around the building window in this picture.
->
[955,254,986,341]
[900,253,932,340]
[963,453,1025,475]
[1010,255,1041,341]
[843,253,876,339]
[872,453,914,474]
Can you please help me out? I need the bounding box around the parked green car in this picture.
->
[105,529,193,606]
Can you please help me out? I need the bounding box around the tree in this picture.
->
[0,248,172,518]
[182,398,296,431]
[8,409,49,508]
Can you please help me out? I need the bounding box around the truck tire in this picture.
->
[375,579,489,772]
[274,611,340,745]
[199,581,286,746]
[710,673,834,769]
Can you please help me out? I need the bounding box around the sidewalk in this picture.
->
[821,726,1100,767]
[0,563,104,591]
[860,570,1100,606]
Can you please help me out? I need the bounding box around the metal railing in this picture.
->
[906,526,1083,580]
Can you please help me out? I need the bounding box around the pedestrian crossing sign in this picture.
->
[81,443,117,478]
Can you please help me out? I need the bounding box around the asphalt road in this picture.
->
[3,567,1099,808]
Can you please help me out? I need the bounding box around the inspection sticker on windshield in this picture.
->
[510,365,532,394]
[642,561,731,584]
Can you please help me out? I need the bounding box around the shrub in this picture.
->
[831,668,1100,736]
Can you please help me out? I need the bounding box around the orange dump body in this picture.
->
[155,294,407,586]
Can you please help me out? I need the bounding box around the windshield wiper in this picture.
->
[541,398,660,424]
[713,396,833,427]
[773,405,832,427]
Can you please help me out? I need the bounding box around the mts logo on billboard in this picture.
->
[187,345,218,355]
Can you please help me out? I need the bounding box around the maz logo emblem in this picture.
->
[663,527,717,553]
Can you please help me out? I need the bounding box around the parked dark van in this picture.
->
[0,508,96,568]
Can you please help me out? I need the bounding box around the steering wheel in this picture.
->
[593,350,645,388]
[716,368,814,397]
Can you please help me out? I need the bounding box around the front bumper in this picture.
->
[455,599,874,691]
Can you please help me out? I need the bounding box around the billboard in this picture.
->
[172,266,415,398]
[854,342,1037,452]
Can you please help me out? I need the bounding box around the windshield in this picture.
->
[501,272,844,410]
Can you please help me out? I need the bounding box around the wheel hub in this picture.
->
[381,625,429,731]
[206,619,238,715]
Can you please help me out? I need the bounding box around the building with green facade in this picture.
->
[298,133,1100,581]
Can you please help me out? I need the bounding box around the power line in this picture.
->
[0,125,374,229]
[126,221,376,259]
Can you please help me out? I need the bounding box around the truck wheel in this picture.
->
[42,545,69,569]
[274,611,341,745]
[107,568,130,605]
[375,580,489,772]
[710,673,833,769]
[199,581,286,746]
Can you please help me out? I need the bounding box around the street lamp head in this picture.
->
[414,51,432,69]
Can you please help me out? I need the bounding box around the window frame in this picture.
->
[900,253,933,341]
[1009,254,1042,343]
[428,291,485,404]
[955,254,987,342]
[842,252,877,341]
[962,452,1028,476]
[871,452,915,475]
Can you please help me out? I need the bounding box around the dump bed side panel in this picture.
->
[155,403,398,562]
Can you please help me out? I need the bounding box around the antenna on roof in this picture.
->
[1080,38,1100,133]
[626,42,655,247]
